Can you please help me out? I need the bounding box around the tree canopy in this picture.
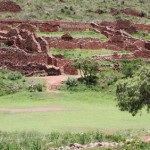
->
[116,66,150,116]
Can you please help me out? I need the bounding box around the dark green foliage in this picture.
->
[99,70,122,88]
[116,66,150,116]
[0,69,23,96]
[74,57,100,85]
[120,59,142,78]
[7,71,22,80]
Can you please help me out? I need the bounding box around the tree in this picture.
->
[120,59,142,78]
[73,57,100,84]
[116,66,150,116]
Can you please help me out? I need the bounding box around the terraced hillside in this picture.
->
[0,0,150,23]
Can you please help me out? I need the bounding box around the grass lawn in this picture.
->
[38,30,108,41]
[51,48,128,59]
[0,87,149,134]
[132,31,150,40]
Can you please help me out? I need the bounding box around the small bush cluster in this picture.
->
[0,80,21,96]
[28,83,43,92]
[120,59,142,78]
[0,69,23,96]
[0,69,44,96]
[7,71,22,80]
[66,77,78,89]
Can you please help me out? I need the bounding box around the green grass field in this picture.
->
[38,30,108,41]
[0,87,149,134]
[51,48,129,59]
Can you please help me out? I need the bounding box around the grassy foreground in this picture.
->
[0,88,149,133]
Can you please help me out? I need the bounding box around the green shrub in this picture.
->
[120,59,142,78]
[7,71,22,81]
[28,83,43,92]
[0,80,21,96]
[66,77,78,89]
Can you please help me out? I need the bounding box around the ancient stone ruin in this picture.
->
[0,18,150,76]
[0,24,77,76]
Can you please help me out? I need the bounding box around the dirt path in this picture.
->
[44,75,80,92]
[0,107,72,113]
[45,75,68,92]
[32,75,80,92]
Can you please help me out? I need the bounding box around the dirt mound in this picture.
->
[0,0,21,12]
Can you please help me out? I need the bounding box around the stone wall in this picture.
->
[0,26,77,76]
[0,48,47,65]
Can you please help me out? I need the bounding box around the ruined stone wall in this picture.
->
[58,21,90,31]
[134,50,150,58]
[133,24,150,32]
[0,26,78,76]
[54,58,77,75]
[0,48,47,65]
[45,37,105,50]
[0,18,90,32]
[0,18,150,33]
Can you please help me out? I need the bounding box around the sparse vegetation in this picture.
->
[0,69,45,96]
[0,131,149,150]
[1,0,150,24]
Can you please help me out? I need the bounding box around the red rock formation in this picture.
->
[0,0,21,12]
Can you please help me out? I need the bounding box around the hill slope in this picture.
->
[0,0,150,23]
